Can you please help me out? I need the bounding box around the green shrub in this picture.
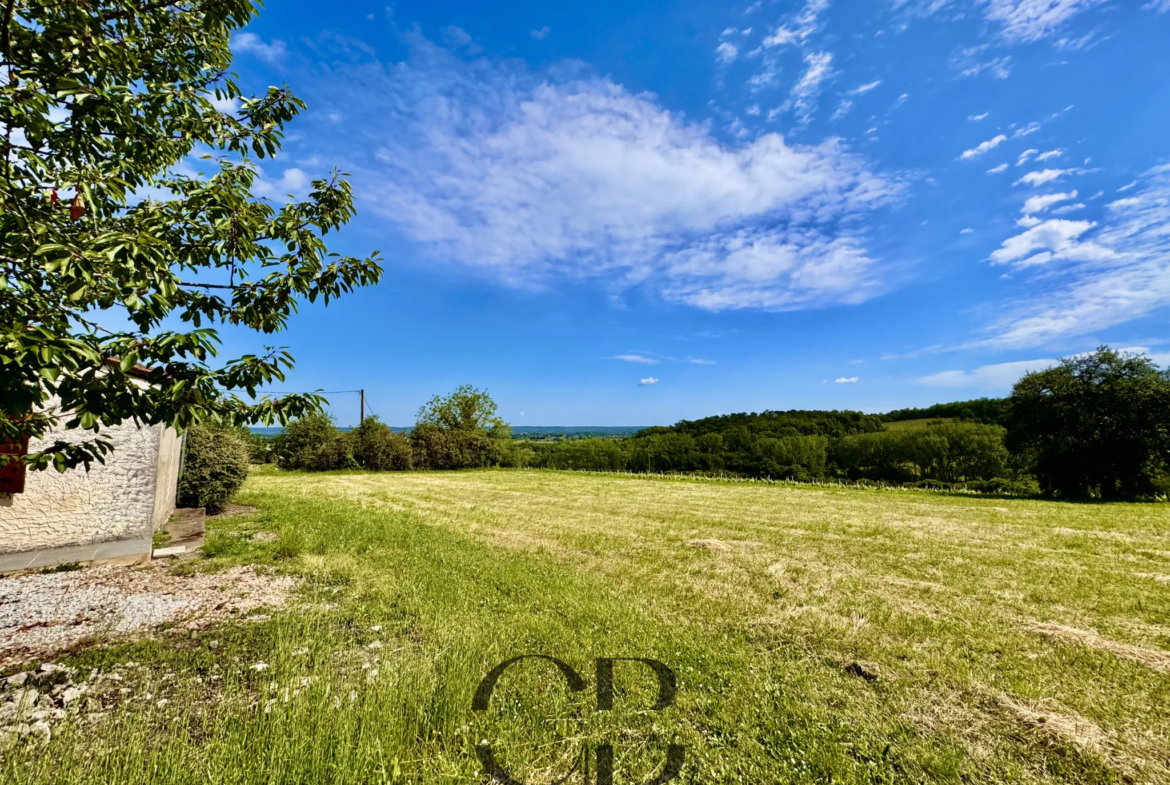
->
[246,432,275,464]
[272,413,340,471]
[353,418,412,471]
[177,424,250,513]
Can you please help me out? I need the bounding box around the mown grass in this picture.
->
[4,468,1170,784]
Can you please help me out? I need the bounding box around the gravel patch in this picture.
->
[0,563,297,667]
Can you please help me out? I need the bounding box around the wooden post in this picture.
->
[360,389,365,424]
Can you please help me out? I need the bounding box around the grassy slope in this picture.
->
[6,469,1170,784]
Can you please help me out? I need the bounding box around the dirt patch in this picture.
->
[1023,622,1170,672]
[0,563,296,667]
[686,539,730,552]
[999,696,1110,754]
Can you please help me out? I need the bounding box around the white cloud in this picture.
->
[254,167,309,200]
[1013,122,1041,138]
[1014,168,1072,186]
[1016,148,1038,166]
[208,94,239,114]
[441,26,473,48]
[639,377,660,386]
[1036,149,1064,161]
[834,376,858,383]
[961,227,975,234]
[232,32,288,64]
[613,355,658,364]
[850,80,882,94]
[1117,180,1137,192]
[1051,202,1085,214]
[1021,189,1077,214]
[715,41,739,64]
[1146,0,1170,12]
[919,358,1056,388]
[831,99,854,120]
[960,134,1007,160]
[968,112,990,121]
[531,26,550,40]
[987,163,1009,174]
[984,0,1109,44]
[788,51,834,122]
[351,38,897,312]
[989,218,1112,267]
[961,56,1012,79]
[980,170,1170,347]
[689,358,717,365]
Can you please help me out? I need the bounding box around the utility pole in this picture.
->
[360,389,365,424]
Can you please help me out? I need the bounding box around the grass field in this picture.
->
[6,469,1170,784]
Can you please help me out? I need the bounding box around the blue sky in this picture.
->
[215,0,1170,425]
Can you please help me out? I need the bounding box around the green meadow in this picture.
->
[6,468,1170,784]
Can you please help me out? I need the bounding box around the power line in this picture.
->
[250,390,362,396]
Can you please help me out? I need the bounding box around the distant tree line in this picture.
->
[258,348,1170,500]
[264,386,511,473]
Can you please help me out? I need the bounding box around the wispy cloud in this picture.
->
[984,0,1109,44]
[960,134,1007,160]
[989,218,1111,267]
[1015,169,1074,187]
[1037,149,1064,161]
[688,358,717,365]
[1118,180,1137,192]
[850,80,882,94]
[1017,148,1038,166]
[962,56,1012,79]
[639,377,660,386]
[715,41,739,64]
[979,167,1170,347]
[531,26,550,40]
[919,358,1056,388]
[1013,121,1041,138]
[1021,190,1077,214]
[968,112,990,121]
[988,163,1009,174]
[341,36,897,312]
[788,51,835,122]
[232,32,288,64]
[834,376,859,383]
[613,355,659,364]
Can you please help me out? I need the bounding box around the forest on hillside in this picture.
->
[233,349,1170,500]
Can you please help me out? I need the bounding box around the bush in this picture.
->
[272,413,340,471]
[353,418,412,471]
[246,432,275,464]
[177,424,250,513]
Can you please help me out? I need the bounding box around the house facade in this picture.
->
[0,365,183,560]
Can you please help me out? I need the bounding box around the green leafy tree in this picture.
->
[0,0,382,473]
[411,386,511,470]
[1007,347,1170,498]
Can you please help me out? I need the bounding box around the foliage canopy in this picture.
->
[1007,347,1170,498]
[0,0,381,472]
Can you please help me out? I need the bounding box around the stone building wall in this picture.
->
[0,420,181,555]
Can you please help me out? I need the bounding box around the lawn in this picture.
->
[5,469,1170,784]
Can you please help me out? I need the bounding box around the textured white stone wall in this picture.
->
[151,427,183,529]
[0,419,173,554]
